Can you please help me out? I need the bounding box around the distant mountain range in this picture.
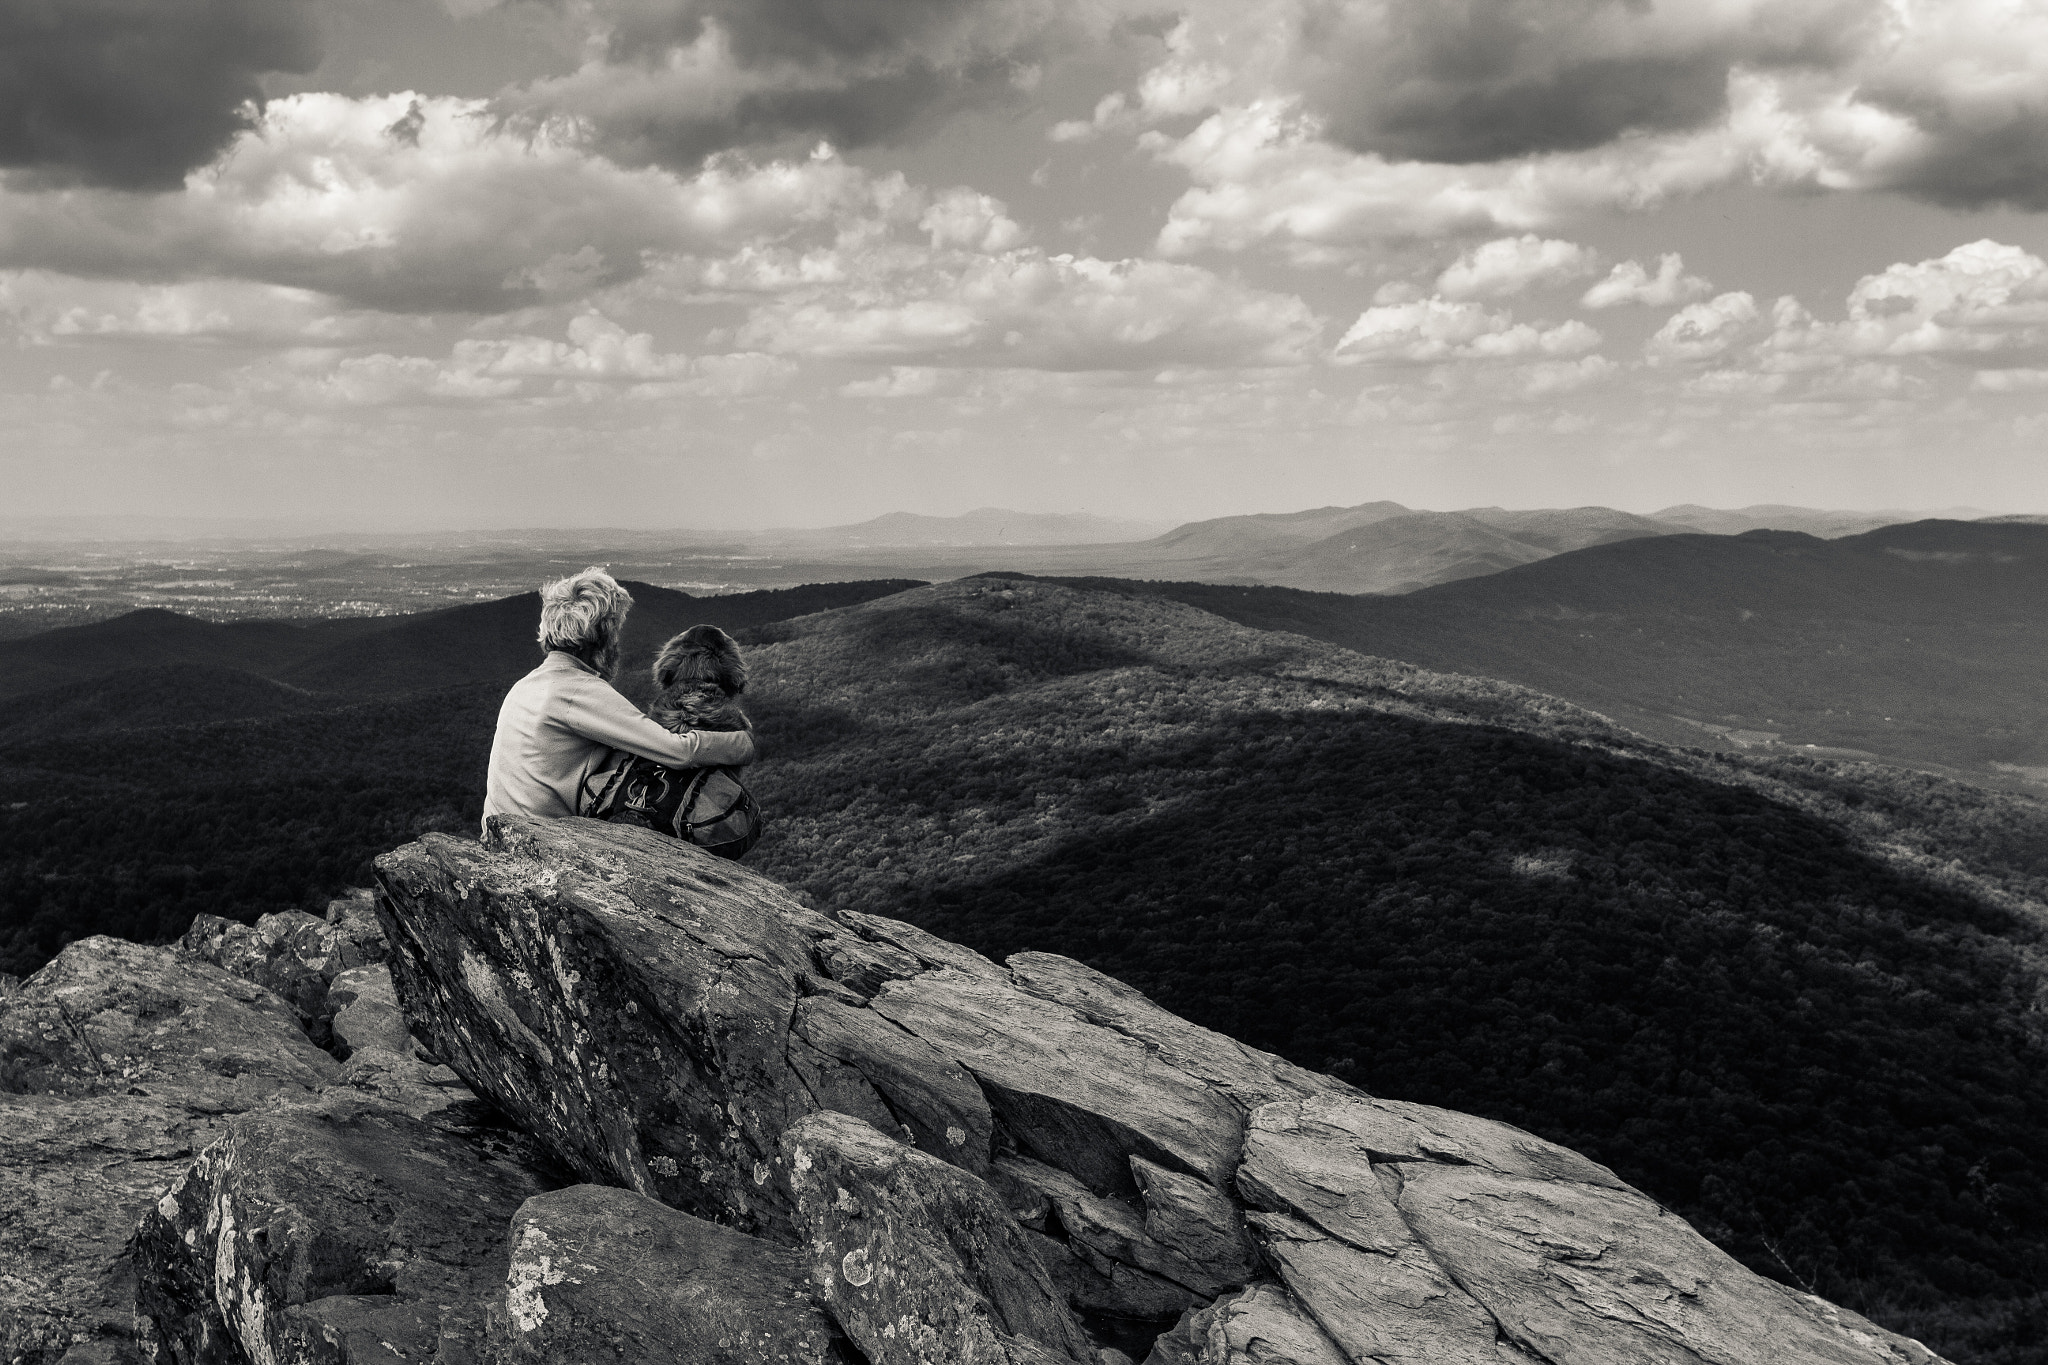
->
[1648,503,1996,537]
[726,500,2014,596]
[1046,518,2048,786]
[751,508,1174,549]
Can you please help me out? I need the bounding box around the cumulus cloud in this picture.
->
[919,189,1026,251]
[0,94,919,313]
[0,0,320,188]
[1148,98,1754,256]
[1581,253,1713,308]
[1762,240,2048,359]
[738,250,1322,369]
[240,312,795,405]
[1333,296,1600,363]
[0,271,405,344]
[1288,0,1873,165]
[1138,0,2048,256]
[1645,291,1763,363]
[1435,235,1597,300]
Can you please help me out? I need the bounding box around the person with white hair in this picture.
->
[482,567,755,828]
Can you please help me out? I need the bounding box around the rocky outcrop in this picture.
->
[137,1106,553,1365]
[365,817,1948,1365]
[5,817,1950,1365]
[0,937,343,1365]
[0,904,509,1365]
[178,891,388,1048]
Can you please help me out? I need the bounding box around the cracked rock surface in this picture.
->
[489,1183,847,1365]
[137,1107,554,1365]
[783,1109,1095,1365]
[0,936,343,1365]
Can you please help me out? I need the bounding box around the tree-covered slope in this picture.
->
[1020,519,2048,781]
[0,580,927,702]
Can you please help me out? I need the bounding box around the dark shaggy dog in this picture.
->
[648,625,751,734]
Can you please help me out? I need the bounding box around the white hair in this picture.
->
[537,567,633,654]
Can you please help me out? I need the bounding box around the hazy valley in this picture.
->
[1,499,2014,639]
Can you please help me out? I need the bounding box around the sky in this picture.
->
[4,0,2048,530]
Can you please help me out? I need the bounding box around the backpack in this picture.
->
[579,757,763,860]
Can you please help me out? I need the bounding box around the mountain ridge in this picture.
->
[1020,519,2048,784]
[0,579,928,705]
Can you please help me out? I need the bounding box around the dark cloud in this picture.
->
[0,0,321,190]
[603,0,985,67]
[1864,96,2048,212]
[510,0,1077,168]
[1297,0,1874,164]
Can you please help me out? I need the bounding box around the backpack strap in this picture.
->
[577,754,635,819]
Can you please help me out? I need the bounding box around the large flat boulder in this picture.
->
[375,817,837,1239]
[1005,954,1341,1115]
[136,1107,553,1365]
[794,994,995,1174]
[489,1184,845,1364]
[869,970,1244,1197]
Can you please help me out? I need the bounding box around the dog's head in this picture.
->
[652,624,747,696]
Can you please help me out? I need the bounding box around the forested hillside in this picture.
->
[0,579,925,707]
[1024,519,2048,784]
[2,575,2044,1361]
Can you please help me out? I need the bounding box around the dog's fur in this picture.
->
[648,625,751,733]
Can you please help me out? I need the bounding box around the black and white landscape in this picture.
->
[6,0,2048,1361]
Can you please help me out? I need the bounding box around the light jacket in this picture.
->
[482,651,756,829]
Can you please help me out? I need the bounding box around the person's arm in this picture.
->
[559,675,757,768]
